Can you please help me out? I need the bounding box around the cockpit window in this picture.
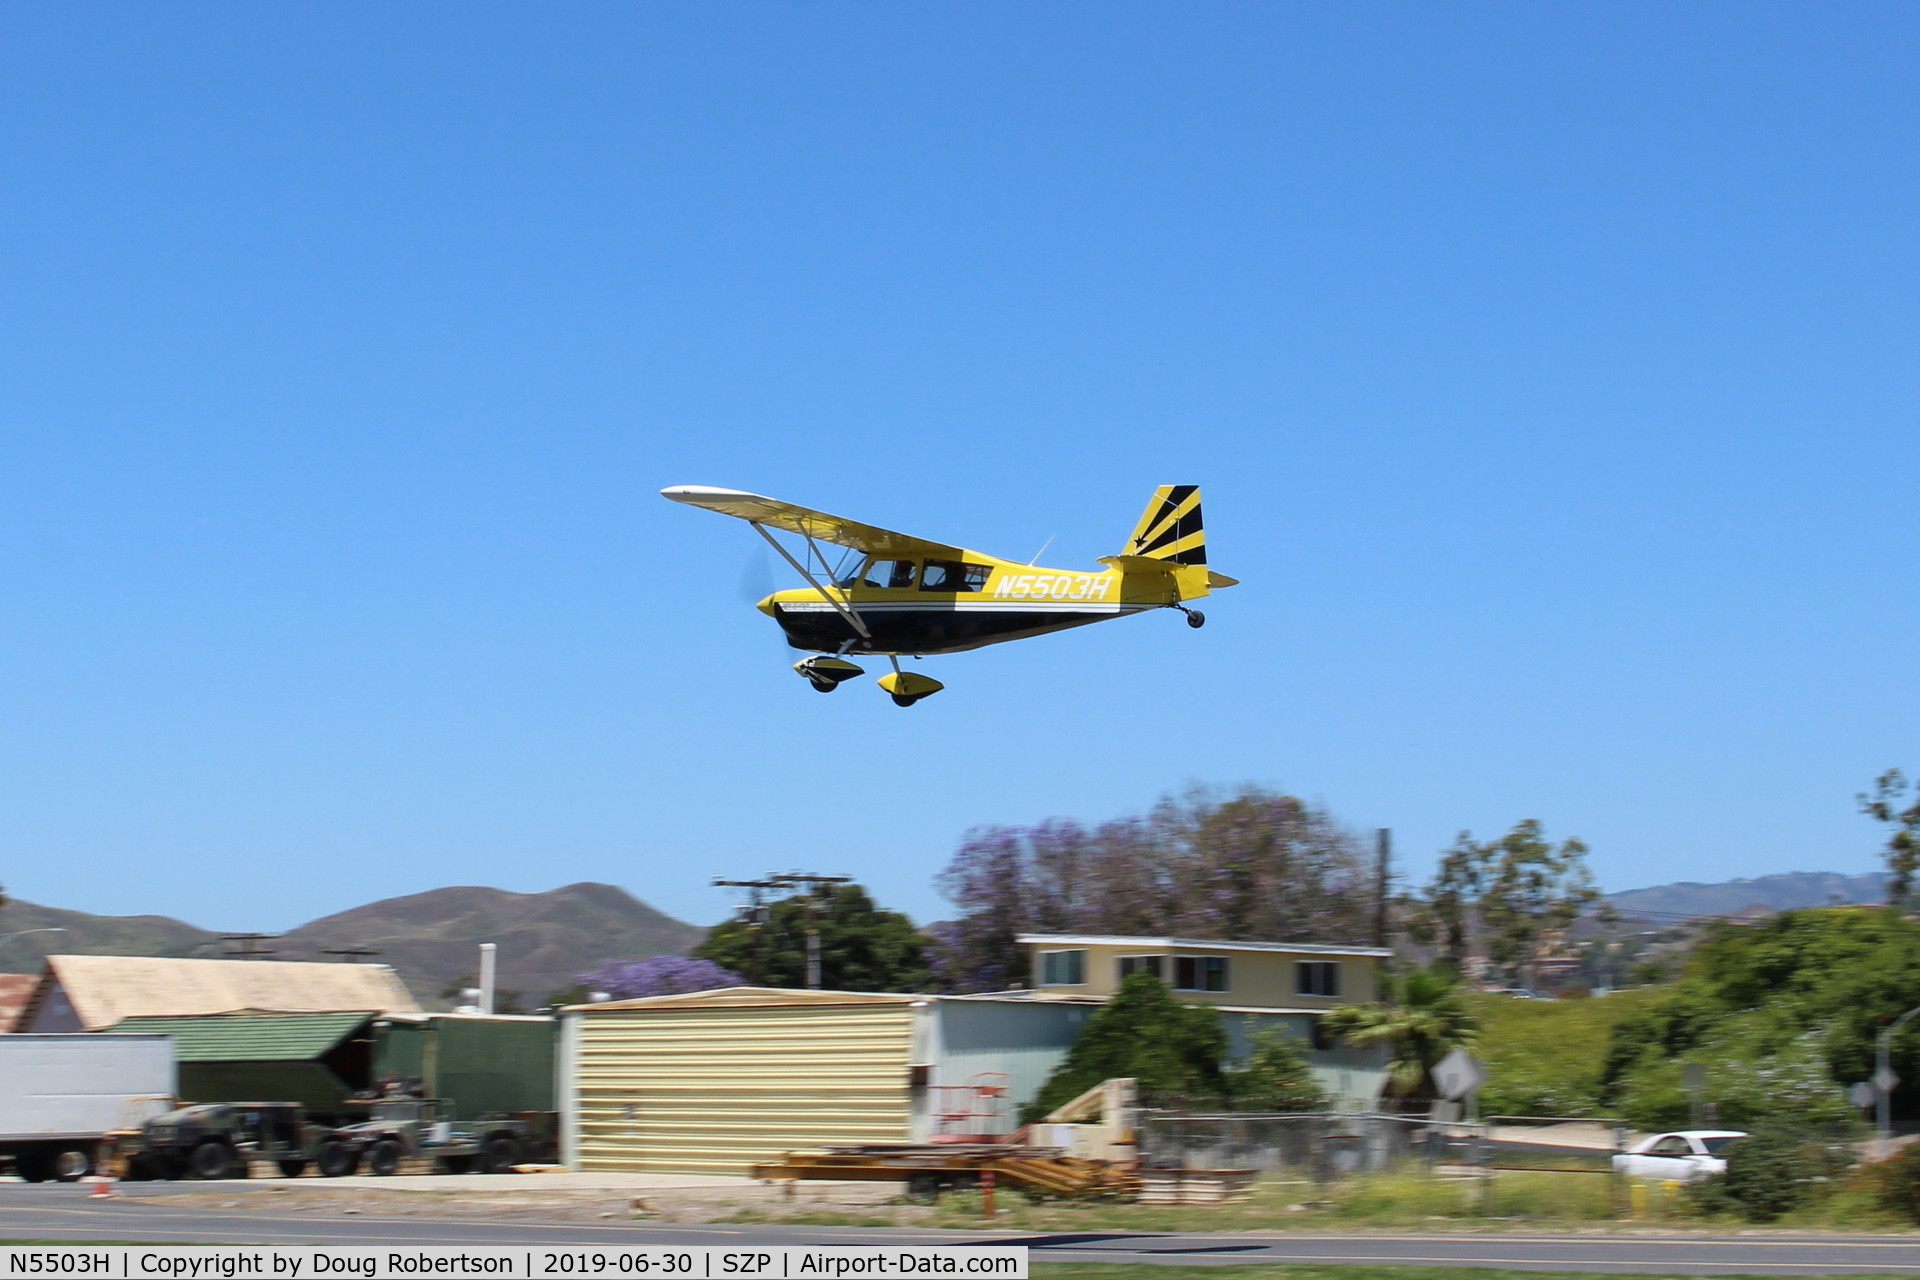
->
[921,559,991,592]
[852,559,916,590]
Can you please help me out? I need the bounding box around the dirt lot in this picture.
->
[148,1180,928,1226]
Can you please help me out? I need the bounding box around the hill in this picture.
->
[1605,870,1885,920]
[0,900,218,973]
[0,882,706,1008]
[277,882,707,1005]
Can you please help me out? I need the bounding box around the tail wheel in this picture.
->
[367,1140,403,1176]
[188,1141,240,1181]
[316,1141,359,1178]
[1185,610,1206,629]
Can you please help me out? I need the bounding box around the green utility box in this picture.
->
[371,1015,556,1120]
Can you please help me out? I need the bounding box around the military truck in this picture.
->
[316,1097,538,1176]
[128,1102,326,1180]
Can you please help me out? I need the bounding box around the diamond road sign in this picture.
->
[1850,1082,1878,1108]
[1432,1048,1487,1102]
[1876,1066,1902,1094]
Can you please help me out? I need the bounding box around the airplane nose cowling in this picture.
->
[756,595,779,617]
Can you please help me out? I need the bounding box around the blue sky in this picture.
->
[1,3,1915,934]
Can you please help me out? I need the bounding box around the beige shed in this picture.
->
[561,987,1092,1176]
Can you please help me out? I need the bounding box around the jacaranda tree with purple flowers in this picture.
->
[575,954,742,1001]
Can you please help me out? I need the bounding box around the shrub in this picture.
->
[1850,1144,1920,1224]
[1685,1124,1856,1223]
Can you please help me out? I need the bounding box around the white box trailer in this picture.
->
[0,1034,175,1181]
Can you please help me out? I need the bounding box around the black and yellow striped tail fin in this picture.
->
[1123,484,1206,566]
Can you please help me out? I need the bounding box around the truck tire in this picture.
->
[316,1142,359,1177]
[13,1151,52,1183]
[53,1147,95,1182]
[189,1142,240,1181]
[479,1137,519,1174]
[276,1159,309,1178]
[367,1140,403,1177]
[437,1155,476,1175]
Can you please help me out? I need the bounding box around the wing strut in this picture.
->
[751,523,871,641]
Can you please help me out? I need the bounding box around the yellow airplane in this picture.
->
[662,484,1237,706]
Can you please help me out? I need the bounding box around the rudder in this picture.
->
[1123,485,1205,566]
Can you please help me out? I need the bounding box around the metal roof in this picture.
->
[102,1011,372,1062]
[31,955,420,1029]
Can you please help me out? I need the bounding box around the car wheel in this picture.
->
[189,1142,239,1181]
[367,1140,403,1177]
[480,1137,519,1174]
[316,1141,360,1178]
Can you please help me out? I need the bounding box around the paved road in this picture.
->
[0,1185,1913,1274]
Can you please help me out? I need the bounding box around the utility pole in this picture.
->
[713,876,786,986]
[773,872,852,989]
[1374,829,1392,949]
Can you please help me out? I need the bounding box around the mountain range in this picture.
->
[0,883,706,1007]
[1604,870,1886,920]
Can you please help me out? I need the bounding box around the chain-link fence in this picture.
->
[1138,1109,1430,1176]
[1139,1107,1627,1182]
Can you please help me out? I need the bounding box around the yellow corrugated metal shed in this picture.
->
[570,987,918,1176]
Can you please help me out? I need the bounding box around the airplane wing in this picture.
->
[661,486,959,557]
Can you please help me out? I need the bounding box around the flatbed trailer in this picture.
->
[751,1143,1138,1200]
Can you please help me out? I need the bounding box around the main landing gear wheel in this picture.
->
[878,666,944,707]
[794,655,864,692]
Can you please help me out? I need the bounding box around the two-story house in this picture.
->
[1018,933,1392,1108]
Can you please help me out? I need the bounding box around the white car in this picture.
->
[1612,1129,1750,1180]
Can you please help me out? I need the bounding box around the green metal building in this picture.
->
[101,1012,556,1123]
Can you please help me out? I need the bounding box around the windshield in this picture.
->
[1699,1135,1746,1155]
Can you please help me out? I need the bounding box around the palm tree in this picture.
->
[1320,964,1478,1097]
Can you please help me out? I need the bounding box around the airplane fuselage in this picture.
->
[759,554,1195,655]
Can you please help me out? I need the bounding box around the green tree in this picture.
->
[693,883,928,992]
[1860,769,1920,906]
[1478,820,1601,986]
[1406,836,1487,971]
[1320,965,1478,1097]
[1027,971,1229,1117]
[1231,1025,1328,1111]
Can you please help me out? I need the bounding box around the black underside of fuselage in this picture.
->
[775,607,1127,655]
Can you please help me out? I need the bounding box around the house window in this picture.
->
[1040,950,1085,986]
[1117,955,1165,982]
[1173,955,1228,992]
[1297,961,1341,997]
